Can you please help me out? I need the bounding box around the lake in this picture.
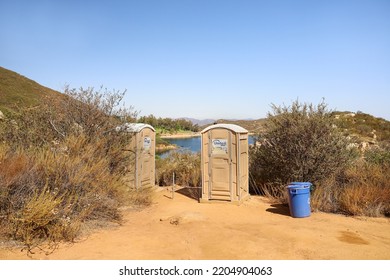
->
[160,135,257,157]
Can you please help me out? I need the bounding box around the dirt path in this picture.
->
[1,187,390,260]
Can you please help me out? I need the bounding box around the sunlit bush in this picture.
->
[0,87,153,253]
[250,100,352,186]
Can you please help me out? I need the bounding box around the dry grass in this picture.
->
[156,152,201,187]
[249,177,289,204]
[126,187,155,208]
[156,152,201,199]
[310,176,341,213]
[339,185,390,217]
[339,162,390,216]
[310,160,390,217]
[0,137,130,254]
[0,87,153,254]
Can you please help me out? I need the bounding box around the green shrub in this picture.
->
[250,100,353,187]
[249,100,390,217]
[138,114,199,133]
[364,144,390,165]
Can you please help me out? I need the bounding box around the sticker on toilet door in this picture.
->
[143,137,151,150]
[212,139,228,155]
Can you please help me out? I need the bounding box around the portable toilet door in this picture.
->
[200,124,249,204]
[118,123,156,189]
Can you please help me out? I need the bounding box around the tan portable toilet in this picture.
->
[200,124,249,204]
[117,123,156,189]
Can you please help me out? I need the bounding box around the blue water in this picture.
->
[166,136,202,153]
[160,135,256,157]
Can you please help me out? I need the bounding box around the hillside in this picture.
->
[210,118,267,134]
[212,113,389,143]
[0,66,63,116]
[333,111,390,144]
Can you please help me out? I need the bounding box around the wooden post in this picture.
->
[172,172,175,199]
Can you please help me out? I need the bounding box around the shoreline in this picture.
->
[160,132,201,139]
[160,132,256,139]
[156,144,177,152]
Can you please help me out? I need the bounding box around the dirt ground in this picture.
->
[1,186,390,260]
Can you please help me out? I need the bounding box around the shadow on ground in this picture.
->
[175,187,200,201]
[266,203,291,217]
[162,186,201,201]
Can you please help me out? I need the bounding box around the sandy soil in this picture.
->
[1,187,389,260]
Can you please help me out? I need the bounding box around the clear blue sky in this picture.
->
[1,0,389,120]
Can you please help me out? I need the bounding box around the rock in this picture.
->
[347,143,358,150]
[160,211,207,225]
[358,142,369,151]
[0,110,5,120]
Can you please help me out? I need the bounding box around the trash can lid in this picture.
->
[289,182,312,186]
[287,182,312,189]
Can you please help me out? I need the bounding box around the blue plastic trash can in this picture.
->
[287,182,312,218]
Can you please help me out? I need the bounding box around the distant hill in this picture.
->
[196,112,390,144]
[0,66,63,116]
[332,111,390,143]
[181,117,215,126]
[206,118,267,134]
[182,117,267,133]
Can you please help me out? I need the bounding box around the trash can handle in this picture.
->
[289,187,306,194]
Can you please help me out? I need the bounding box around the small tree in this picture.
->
[250,100,352,187]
